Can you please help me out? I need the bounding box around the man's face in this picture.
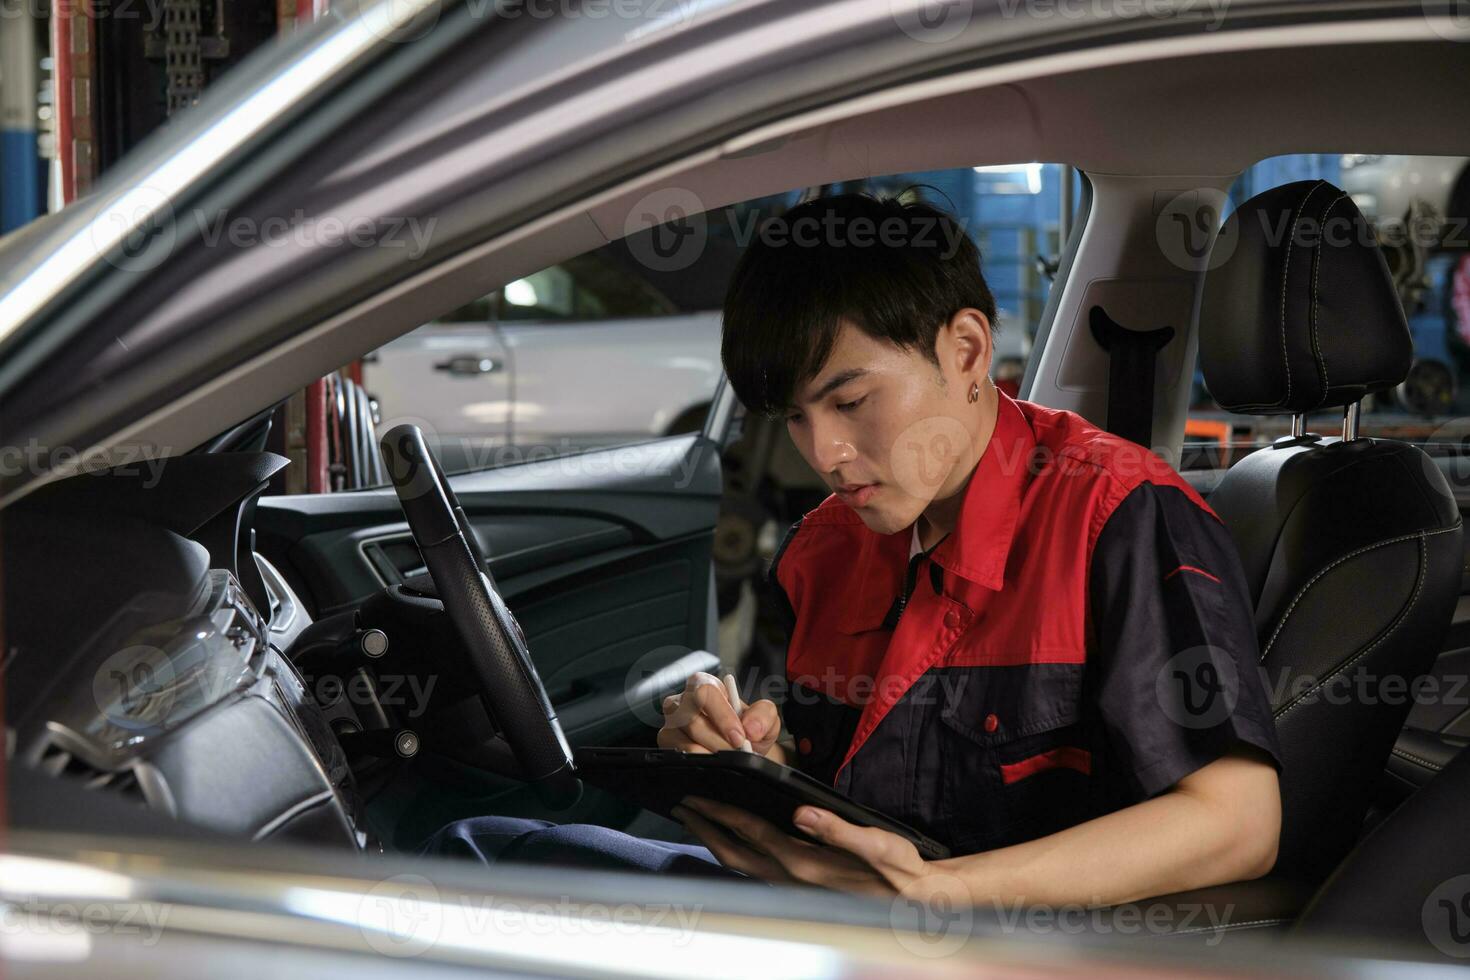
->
[783,315,996,535]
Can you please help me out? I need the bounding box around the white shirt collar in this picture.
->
[909,522,923,560]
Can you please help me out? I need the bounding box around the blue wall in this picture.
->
[1,128,45,234]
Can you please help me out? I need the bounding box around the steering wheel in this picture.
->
[379,424,580,808]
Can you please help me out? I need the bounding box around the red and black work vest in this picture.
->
[769,388,1282,855]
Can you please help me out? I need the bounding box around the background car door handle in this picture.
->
[434,355,503,376]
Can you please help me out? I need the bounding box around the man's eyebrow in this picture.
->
[787,368,869,412]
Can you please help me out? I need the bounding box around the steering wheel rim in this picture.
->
[379,423,579,808]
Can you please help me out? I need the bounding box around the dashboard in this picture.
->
[2,452,366,848]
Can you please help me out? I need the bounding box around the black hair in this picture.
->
[720,190,998,420]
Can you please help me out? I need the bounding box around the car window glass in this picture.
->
[336,164,1073,486]
[356,237,740,481]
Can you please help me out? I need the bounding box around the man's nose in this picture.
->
[809,417,857,474]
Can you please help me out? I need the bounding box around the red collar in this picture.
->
[927,386,1037,592]
[837,388,1038,633]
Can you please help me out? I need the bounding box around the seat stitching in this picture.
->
[1261,524,1455,662]
[1277,181,1325,411]
[1153,917,1294,937]
[1311,193,1348,409]
[1226,376,1406,412]
[1272,528,1432,721]
[1390,746,1444,771]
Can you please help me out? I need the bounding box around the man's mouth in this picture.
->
[836,483,880,507]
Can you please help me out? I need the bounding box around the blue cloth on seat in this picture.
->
[419,815,749,880]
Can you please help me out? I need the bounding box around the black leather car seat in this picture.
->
[1197,179,1464,883]
[1016,181,1465,948]
[1296,737,1470,960]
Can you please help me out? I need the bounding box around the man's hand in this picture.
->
[672,796,931,898]
[673,747,1279,908]
[657,672,785,760]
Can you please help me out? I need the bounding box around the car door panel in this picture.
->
[255,434,722,753]
[272,512,638,610]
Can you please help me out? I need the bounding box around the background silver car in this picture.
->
[365,250,724,474]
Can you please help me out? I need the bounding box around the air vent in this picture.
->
[40,744,147,805]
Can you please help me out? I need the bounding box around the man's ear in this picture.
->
[944,308,994,379]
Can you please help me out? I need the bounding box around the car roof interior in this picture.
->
[42,17,1470,486]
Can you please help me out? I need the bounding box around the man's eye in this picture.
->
[836,396,866,413]
[785,413,803,425]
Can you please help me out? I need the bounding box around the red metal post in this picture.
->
[51,0,96,204]
[290,0,333,490]
[305,379,329,493]
[50,0,72,203]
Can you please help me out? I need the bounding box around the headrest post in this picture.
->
[1343,401,1361,442]
[1291,414,1306,439]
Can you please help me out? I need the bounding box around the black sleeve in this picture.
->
[764,517,804,637]
[1088,482,1284,801]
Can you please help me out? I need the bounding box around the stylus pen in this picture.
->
[721,673,755,753]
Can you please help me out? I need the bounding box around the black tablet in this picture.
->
[576,746,951,861]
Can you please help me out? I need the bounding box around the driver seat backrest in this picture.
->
[1197,180,1464,883]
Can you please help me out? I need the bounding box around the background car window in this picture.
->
[495,253,680,323]
[499,265,580,321]
[1182,154,1470,476]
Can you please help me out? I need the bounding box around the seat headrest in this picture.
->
[1199,179,1412,416]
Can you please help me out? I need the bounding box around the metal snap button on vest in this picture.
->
[798,737,813,755]
[944,609,962,630]
[984,713,999,733]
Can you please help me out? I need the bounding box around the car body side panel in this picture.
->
[364,323,514,473]
[502,312,722,448]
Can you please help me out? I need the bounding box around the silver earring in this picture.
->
[968,381,980,403]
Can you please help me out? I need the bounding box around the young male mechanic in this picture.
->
[426,193,1283,907]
